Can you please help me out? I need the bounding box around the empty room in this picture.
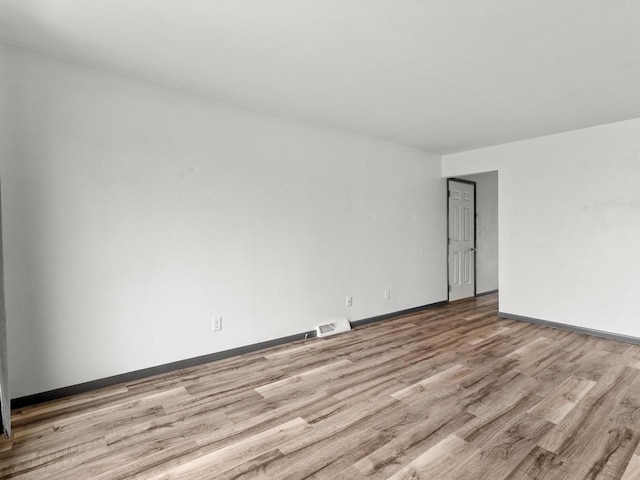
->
[2,0,640,478]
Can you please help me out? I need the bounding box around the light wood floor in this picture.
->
[3,294,640,479]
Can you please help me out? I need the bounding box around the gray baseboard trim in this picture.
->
[476,289,498,297]
[12,299,448,409]
[498,311,640,345]
[350,300,448,328]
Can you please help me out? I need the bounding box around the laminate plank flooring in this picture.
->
[2,294,640,479]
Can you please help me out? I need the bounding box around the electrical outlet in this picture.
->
[212,317,222,332]
[385,289,391,300]
[346,296,353,307]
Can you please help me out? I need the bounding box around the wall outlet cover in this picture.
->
[212,317,222,331]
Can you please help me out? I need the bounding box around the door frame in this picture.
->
[446,178,477,302]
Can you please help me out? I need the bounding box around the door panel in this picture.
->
[449,180,475,301]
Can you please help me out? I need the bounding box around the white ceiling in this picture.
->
[1,0,640,154]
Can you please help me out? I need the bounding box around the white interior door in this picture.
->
[448,180,475,301]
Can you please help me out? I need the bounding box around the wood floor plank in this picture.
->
[329,466,370,480]
[468,325,512,345]
[608,374,640,429]
[353,405,474,479]
[92,441,201,480]
[561,427,640,480]
[12,387,190,442]
[464,371,541,418]
[384,434,474,480]
[0,438,108,480]
[390,364,472,402]
[457,392,544,446]
[527,375,596,424]
[623,346,640,370]
[571,348,627,382]
[504,446,572,480]
[538,365,639,455]
[279,396,399,456]
[445,414,554,480]
[275,427,391,480]
[146,417,311,480]
[622,454,640,480]
[254,359,353,398]
[11,386,130,427]
[538,366,640,479]
[506,336,554,362]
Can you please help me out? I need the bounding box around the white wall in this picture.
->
[443,118,640,338]
[456,171,498,294]
[0,44,446,398]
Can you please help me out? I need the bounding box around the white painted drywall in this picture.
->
[455,172,498,294]
[0,44,446,398]
[443,118,640,338]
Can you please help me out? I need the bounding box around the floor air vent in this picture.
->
[316,318,351,338]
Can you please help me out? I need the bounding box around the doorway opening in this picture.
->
[447,171,499,302]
